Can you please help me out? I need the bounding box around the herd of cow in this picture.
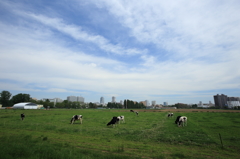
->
[20,111,187,127]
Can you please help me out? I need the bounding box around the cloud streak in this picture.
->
[19,11,146,56]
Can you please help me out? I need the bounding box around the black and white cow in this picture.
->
[135,111,139,116]
[168,113,173,118]
[107,117,119,127]
[117,116,125,124]
[70,115,83,124]
[179,116,187,127]
[130,110,138,116]
[175,116,187,127]
[20,113,25,120]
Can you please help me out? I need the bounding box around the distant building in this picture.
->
[214,94,228,109]
[154,104,163,109]
[42,98,63,103]
[213,94,240,108]
[140,101,147,106]
[120,100,123,105]
[67,96,77,102]
[67,96,84,102]
[146,106,155,109]
[152,101,156,106]
[100,97,104,105]
[197,101,214,108]
[55,98,63,103]
[198,101,204,107]
[227,101,240,108]
[140,100,149,106]
[77,96,84,102]
[31,98,38,101]
[228,97,240,102]
[163,102,168,106]
[145,100,149,106]
[42,98,51,102]
[112,96,116,103]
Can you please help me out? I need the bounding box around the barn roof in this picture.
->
[14,102,37,106]
[13,102,38,109]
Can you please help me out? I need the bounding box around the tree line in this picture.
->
[0,90,92,109]
[4,90,238,109]
[0,90,145,109]
[0,90,32,107]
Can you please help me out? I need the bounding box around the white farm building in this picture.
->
[13,102,43,109]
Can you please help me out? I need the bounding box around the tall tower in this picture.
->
[100,97,104,105]
[77,96,84,102]
[67,96,77,102]
[145,100,149,106]
[152,101,156,106]
[213,94,228,109]
[112,96,116,103]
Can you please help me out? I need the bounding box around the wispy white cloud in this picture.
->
[16,11,146,56]
[95,0,240,59]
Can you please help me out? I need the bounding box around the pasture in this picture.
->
[0,109,240,159]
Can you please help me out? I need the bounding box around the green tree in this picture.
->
[35,99,54,108]
[124,100,129,109]
[0,90,12,107]
[55,102,65,108]
[11,93,31,104]
[107,102,112,108]
[174,103,189,109]
[139,102,145,108]
[129,100,134,108]
[191,104,198,108]
[81,103,87,109]
[123,99,143,109]
[89,102,97,108]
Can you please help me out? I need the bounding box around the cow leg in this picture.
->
[178,122,182,127]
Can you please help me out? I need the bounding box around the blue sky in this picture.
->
[0,0,240,105]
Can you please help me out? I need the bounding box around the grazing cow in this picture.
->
[70,115,83,124]
[179,116,187,127]
[117,116,125,124]
[20,113,25,120]
[175,116,187,127]
[168,113,173,118]
[130,110,138,116]
[175,116,181,124]
[107,117,119,127]
[135,111,139,116]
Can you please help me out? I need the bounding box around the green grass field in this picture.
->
[0,109,240,159]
